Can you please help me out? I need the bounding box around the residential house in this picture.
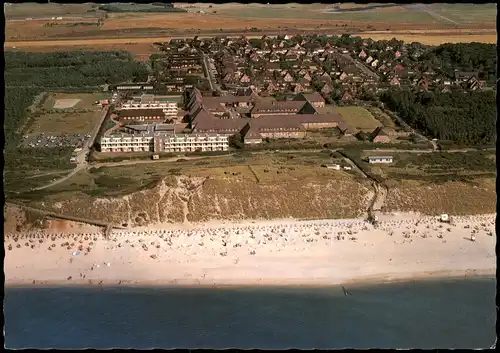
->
[320,82,333,95]
[293,92,325,108]
[359,50,367,59]
[240,74,251,83]
[389,76,401,86]
[371,127,391,143]
[283,72,294,82]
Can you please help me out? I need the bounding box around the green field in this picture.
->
[331,106,382,133]
[428,3,496,24]
[4,3,101,19]
[42,92,110,110]
[25,111,101,136]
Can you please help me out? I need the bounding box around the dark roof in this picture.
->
[372,126,388,137]
[294,92,325,103]
[193,117,250,133]
[119,109,165,118]
[251,100,306,114]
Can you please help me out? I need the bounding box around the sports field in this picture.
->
[42,93,110,110]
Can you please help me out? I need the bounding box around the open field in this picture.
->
[24,111,101,137]
[355,32,497,45]
[5,3,495,44]
[4,2,102,19]
[21,93,107,137]
[332,107,382,133]
[428,3,496,25]
[42,93,110,110]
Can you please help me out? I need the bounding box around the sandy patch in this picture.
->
[5,213,496,287]
[53,98,81,109]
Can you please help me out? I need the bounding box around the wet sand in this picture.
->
[4,213,496,287]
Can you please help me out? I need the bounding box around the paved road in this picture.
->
[341,53,379,80]
[201,53,220,92]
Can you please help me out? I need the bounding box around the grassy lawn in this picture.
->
[332,106,382,133]
[42,92,110,110]
[24,110,101,136]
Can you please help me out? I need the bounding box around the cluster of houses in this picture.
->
[151,49,207,93]
[357,46,486,91]
[157,35,489,101]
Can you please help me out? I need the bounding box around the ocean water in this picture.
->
[5,277,496,349]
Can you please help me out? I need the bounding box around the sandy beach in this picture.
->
[4,213,496,287]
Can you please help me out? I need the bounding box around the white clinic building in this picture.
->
[100,133,229,153]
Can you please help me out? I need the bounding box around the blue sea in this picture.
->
[4,277,496,349]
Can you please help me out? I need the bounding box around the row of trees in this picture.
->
[380,88,496,145]
[5,51,131,69]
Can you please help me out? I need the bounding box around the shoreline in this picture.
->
[5,213,496,290]
[6,269,496,289]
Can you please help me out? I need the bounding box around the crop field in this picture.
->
[5,3,495,45]
[332,107,383,133]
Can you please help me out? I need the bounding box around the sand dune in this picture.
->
[4,213,495,287]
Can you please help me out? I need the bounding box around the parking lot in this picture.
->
[21,133,91,149]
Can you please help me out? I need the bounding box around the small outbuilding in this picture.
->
[368,156,393,164]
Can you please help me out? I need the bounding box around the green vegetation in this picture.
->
[394,151,496,173]
[5,51,149,89]
[5,51,149,196]
[420,43,496,83]
[380,88,496,145]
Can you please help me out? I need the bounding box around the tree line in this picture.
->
[380,88,496,145]
[5,51,149,88]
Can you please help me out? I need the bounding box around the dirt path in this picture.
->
[405,4,461,26]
